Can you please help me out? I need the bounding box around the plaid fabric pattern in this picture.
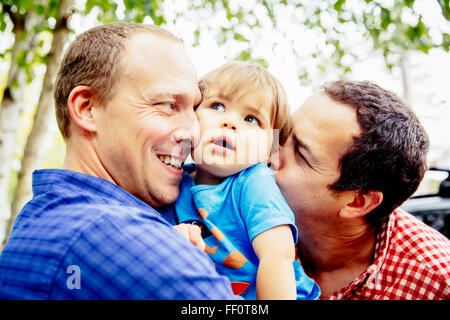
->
[0,169,238,300]
[325,208,450,300]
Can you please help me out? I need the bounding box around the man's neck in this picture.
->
[297,217,377,297]
[63,139,117,186]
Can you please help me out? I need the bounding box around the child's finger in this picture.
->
[189,225,206,251]
[173,223,190,240]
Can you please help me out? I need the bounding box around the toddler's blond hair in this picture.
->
[199,61,291,147]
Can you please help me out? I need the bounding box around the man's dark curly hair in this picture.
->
[323,80,429,225]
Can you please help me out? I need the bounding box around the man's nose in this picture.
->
[175,110,201,149]
[268,147,282,171]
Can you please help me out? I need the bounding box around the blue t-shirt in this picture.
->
[174,163,321,300]
[0,169,239,299]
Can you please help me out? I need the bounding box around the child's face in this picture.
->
[193,84,273,178]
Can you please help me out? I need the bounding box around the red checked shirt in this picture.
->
[324,208,450,300]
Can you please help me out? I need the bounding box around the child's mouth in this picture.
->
[211,136,234,150]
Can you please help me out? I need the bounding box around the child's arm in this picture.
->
[173,223,206,251]
[252,225,296,300]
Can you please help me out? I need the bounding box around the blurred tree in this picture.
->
[6,0,75,245]
[0,0,49,236]
[174,0,448,95]
[0,0,448,246]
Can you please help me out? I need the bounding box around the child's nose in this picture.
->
[220,120,237,131]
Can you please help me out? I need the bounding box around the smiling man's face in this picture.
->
[92,32,201,207]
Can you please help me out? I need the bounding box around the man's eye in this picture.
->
[158,102,175,110]
[211,103,225,112]
[295,147,312,168]
[295,149,304,160]
[244,115,260,126]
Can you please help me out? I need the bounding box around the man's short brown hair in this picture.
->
[323,80,429,225]
[54,22,180,138]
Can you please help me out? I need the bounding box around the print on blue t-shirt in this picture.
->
[174,163,321,300]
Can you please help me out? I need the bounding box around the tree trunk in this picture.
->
[2,0,75,247]
[0,9,41,243]
[399,52,410,105]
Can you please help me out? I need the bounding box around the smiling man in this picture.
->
[0,23,237,299]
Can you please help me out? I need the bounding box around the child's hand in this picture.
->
[173,223,206,251]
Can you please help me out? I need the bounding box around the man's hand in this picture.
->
[173,223,206,251]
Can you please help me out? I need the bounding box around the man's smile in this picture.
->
[157,155,184,170]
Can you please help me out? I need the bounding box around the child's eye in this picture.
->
[211,103,225,112]
[244,115,260,126]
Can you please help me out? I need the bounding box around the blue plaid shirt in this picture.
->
[0,169,238,299]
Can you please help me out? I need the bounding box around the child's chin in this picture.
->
[198,162,255,178]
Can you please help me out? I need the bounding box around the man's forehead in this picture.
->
[291,93,360,161]
[123,33,195,75]
[295,94,359,131]
[126,32,179,51]
[119,35,200,103]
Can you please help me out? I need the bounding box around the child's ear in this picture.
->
[340,190,383,219]
[67,85,98,134]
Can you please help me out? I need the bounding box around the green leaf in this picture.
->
[368,28,381,48]
[334,0,346,11]
[403,0,415,8]
[297,69,311,86]
[24,64,35,83]
[18,0,33,11]
[84,0,97,14]
[193,29,200,47]
[235,48,251,61]
[442,33,450,51]
[437,0,450,21]
[35,4,45,16]
[11,78,20,90]
[380,7,391,29]
[233,48,268,68]
[16,49,27,68]
[233,32,249,42]
[0,17,7,32]
[47,0,60,18]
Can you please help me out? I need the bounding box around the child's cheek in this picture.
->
[237,129,272,164]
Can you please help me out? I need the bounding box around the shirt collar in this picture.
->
[325,212,394,300]
[32,169,153,211]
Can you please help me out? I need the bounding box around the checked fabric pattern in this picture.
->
[0,169,238,300]
[326,208,450,300]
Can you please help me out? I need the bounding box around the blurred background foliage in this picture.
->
[0,0,449,244]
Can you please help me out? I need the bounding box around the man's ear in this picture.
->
[67,85,98,134]
[340,190,383,219]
